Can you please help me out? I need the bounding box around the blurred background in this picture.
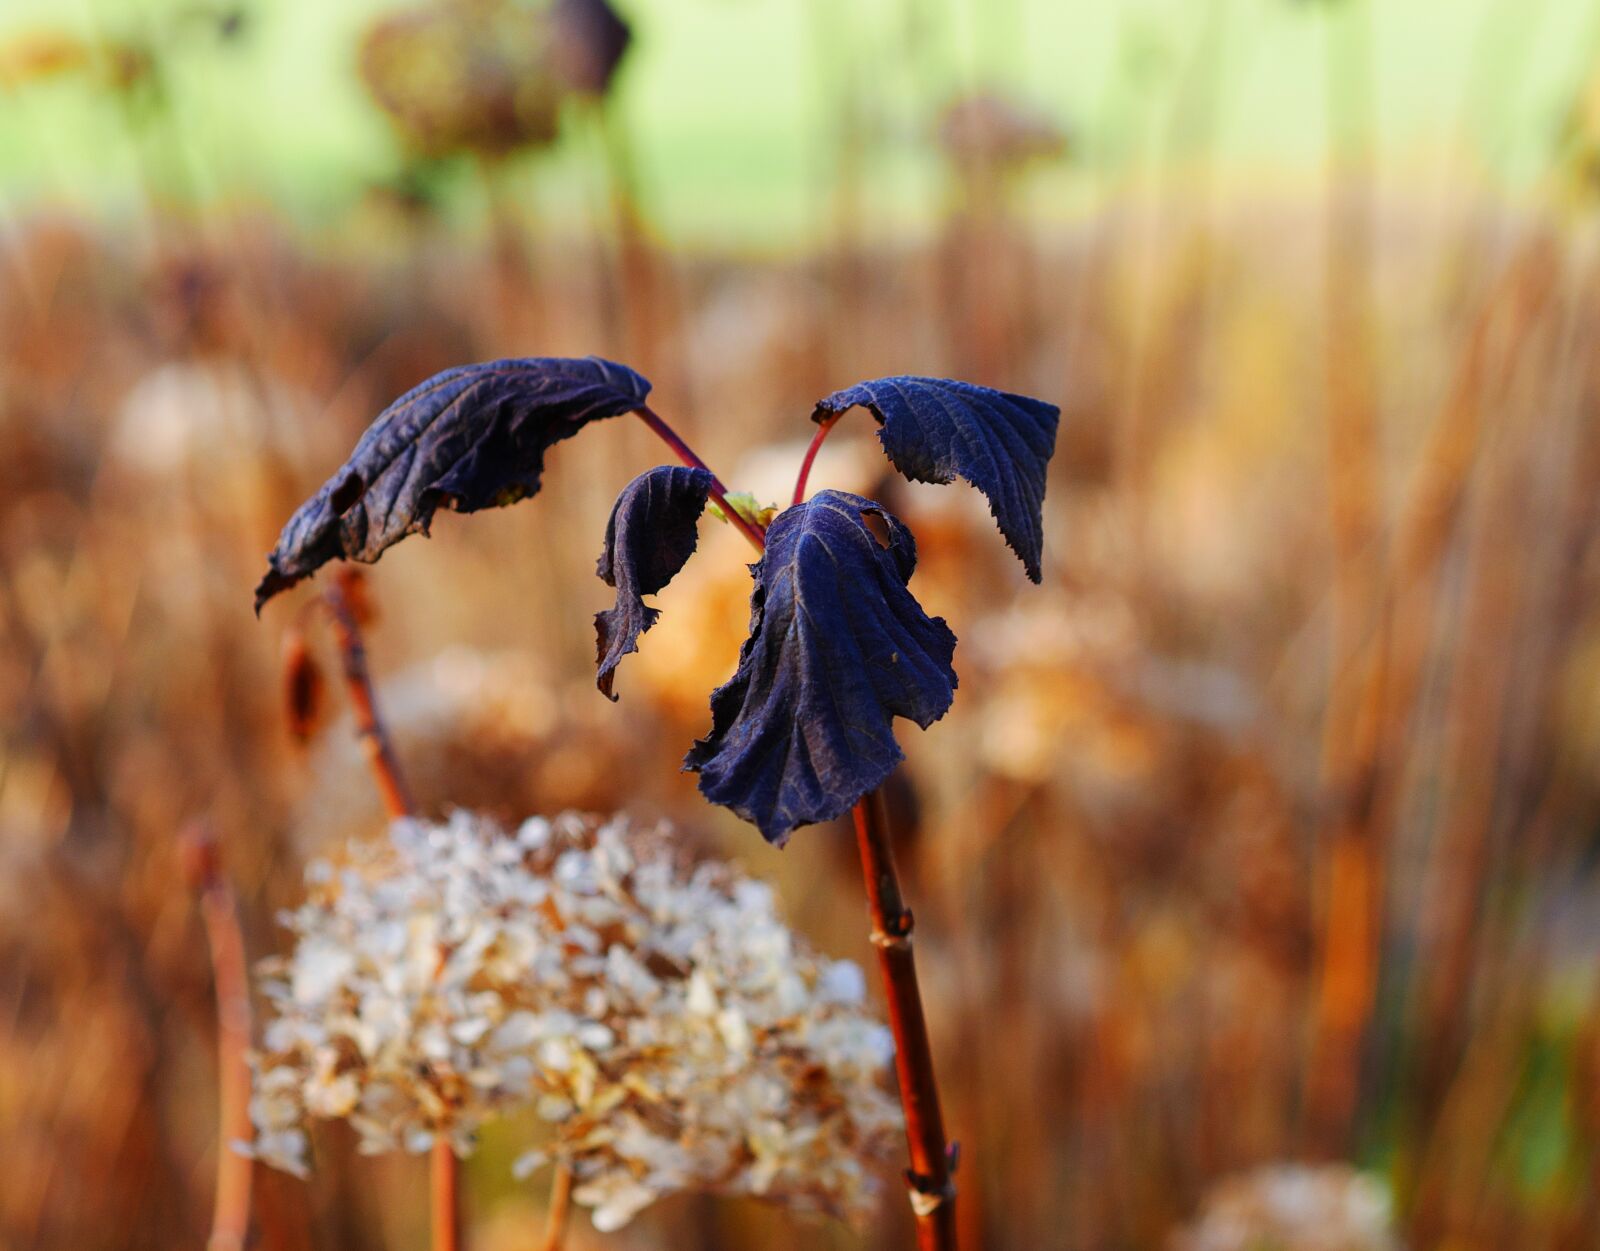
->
[6,0,1600,1248]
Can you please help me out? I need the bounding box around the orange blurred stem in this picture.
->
[792,414,840,506]
[1306,0,1382,1155]
[631,404,769,551]
[185,826,254,1251]
[323,572,415,822]
[322,574,465,1249]
[540,1162,573,1251]
[854,789,958,1251]
[431,1140,461,1251]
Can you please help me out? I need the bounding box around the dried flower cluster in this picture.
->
[1169,1164,1402,1251]
[242,810,901,1230]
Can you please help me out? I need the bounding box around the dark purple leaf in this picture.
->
[255,356,649,611]
[683,490,957,847]
[594,465,714,701]
[813,376,1060,582]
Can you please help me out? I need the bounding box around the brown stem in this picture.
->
[323,572,414,822]
[792,415,840,506]
[321,573,463,1251]
[631,404,769,551]
[601,108,685,402]
[183,825,255,1251]
[540,1162,573,1251]
[853,789,957,1250]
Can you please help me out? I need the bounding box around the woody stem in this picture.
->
[795,412,958,1246]
[641,414,958,1248]
[854,789,958,1250]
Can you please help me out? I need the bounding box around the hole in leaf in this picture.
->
[859,509,893,549]
[330,472,365,516]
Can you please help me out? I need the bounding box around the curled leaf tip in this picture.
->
[255,356,650,611]
[594,465,714,700]
[683,490,957,846]
[813,375,1060,582]
[253,568,298,616]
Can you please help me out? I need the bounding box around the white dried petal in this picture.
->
[291,939,355,1004]
[716,1008,752,1053]
[511,1149,548,1180]
[686,971,718,1017]
[818,960,867,1005]
[579,1176,659,1233]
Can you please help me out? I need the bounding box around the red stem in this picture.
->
[323,576,415,822]
[792,414,840,506]
[632,404,769,550]
[322,574,462,1251]
[854,790,958,1250]
[635,408,958,1246]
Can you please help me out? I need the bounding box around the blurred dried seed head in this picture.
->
[1168,1165,1402,1251]
[358,0,563,160]
[937,91,1068,175]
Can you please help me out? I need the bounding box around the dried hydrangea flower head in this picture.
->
[242,810,901,1232]
[1169,1164,1402,1251]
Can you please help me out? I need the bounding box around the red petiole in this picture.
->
[631,405,768,551]
[792,414,840,506]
